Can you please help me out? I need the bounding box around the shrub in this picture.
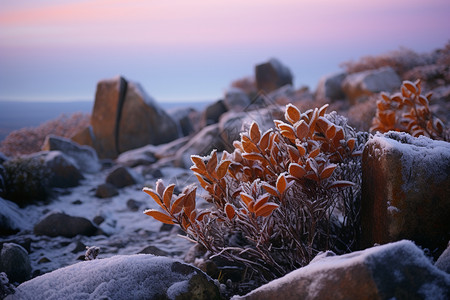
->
[1,156,50,206]
[143,104,366,283]
[0,113,90,157]
[371,79,448,141]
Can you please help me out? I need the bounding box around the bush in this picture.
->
[371,79,448,141]
[0,113,90,157]
[143,104,366,284]
[1,156,50,206]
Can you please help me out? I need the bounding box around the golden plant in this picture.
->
[143,104,364,283]
[371,79,448,140]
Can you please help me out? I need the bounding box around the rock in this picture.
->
[436,242,450,274]
[342,67,401,104]
[74,76,179,159]
[9,255,220,300]
[105,166,141,188]
[138,245,169,256]
[361,132,450,258]
[0,272,16,299]
[0,243,31,284]
[34,212,100,238]
[94,183,119,198]
[202,99,228,126]
[41,135,101,173]
[169,106,200,136]
[315,72,347,101]
[233,240,450,300]
[153,136,191,160]
[174,124,225,168]
[116,144,158,167]
[0,198,28,235]
[70,125,95,150]
[255,58,293,93]
[69,241,87,254]
[266,84,296,105]
[41,151,84,188]
[126,199,142,211]
[224,87,251,112]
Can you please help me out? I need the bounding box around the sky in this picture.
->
[0,0,449,103]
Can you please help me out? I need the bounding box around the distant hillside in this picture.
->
[0,100,211,142]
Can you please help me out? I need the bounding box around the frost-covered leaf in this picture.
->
[144,209,174,225]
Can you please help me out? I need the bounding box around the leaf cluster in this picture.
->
[143,104,364,283]
[371,79,448,141]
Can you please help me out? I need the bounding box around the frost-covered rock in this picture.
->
[169,106,199,137]
[255,58,293,93]
[8,255,220,300]
[436,243,450,274]
[105,166,142,188]
[116,144,158,167]
[0,198,29,235]
[34,212,100,238]
[342,67,401,103]
[94,183,119,198]
[42,135,101,173]
[0,243,31,284]
[73,76,179,159]
[233,240,450,300]
[201,99,228,127]
[315,72,347,101]
[361,132,450,257]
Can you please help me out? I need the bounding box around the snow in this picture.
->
[372,131,450,192]
[7,254,194,300]
[0,197,32,232]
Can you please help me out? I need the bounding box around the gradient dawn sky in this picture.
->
[0,0,449,103]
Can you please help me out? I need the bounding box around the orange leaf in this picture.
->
[259,130,271,150]
[241,135,259,153]
[403,81,417,94]
[308,147,320,159]
[286,104,301,124]
[225,203,235,220]
[255,203,279,217]
[262,183,279,197]
[318,104,329,117]
[143,187,164,208]
[289,163,306,178]
[418,95,429,107]
[163,184,176,209]
[249,121,261,143]
[296,141,306,156]
[347,138,356,152]
[287,145,300,162]
[155,179,165,198]
[326,125,336,139]
[196,210,210,222]
[194,174,210,190]
[216,160,231,179]
[276,174,287,194]
[254,194,270,211]
[191,155,206,170]
[240,192,254,207]
[295,120,309,140]
[170,195,185,214]
[144,209,174,224]
[206,150,218,175]
[242,153,265,162]
[320,164,336,180]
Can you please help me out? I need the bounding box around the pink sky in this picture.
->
[0,0,449,102]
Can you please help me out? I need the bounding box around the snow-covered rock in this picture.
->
[34,212,100,238]
[233,240,450,300]
[116,144,157,167]
[224,87,251,112]
[342,67,401,103]
[41,151,84,188]
[8,255,220,300]
[42,135,101,173]
[315,72,347,101]
[436,243,450,274]
[361,132,450,257]
[0,243,31,284]
[201,99,228,127]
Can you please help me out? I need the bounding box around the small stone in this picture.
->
[126,199,142,212]
[94,183,119,198]
[138,245,169,256]
[38,257,51,264]
[71,199,83,205]
[93,215,105,226]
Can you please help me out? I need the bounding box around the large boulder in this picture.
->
[342,67,401,103]
[315,72,347,101]
[8,255,220,300]
[361,132,450,257]
[233,240,450,300]
[42,135,101,173]
[0,243,31,284]
[73,76,179,159]
[255,58,293,93]
[34,212,100,238]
